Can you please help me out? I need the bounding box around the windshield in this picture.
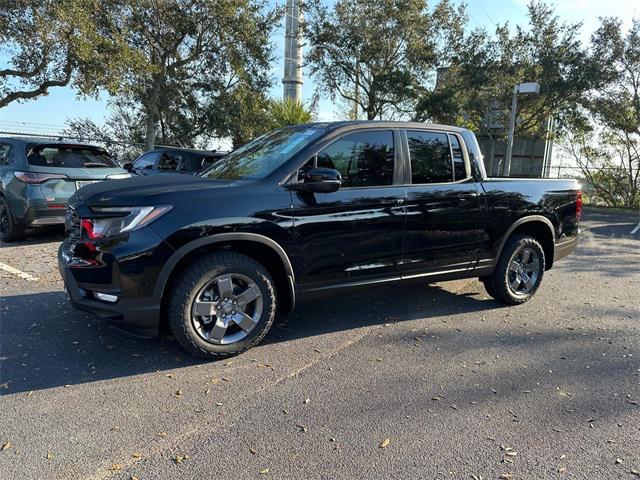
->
[200,127,325,180]
[27,145,118,168]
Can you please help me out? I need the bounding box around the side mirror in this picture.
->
[293,167,342,193]
[123,162,133,172]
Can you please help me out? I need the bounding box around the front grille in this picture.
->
[65,205,81,242]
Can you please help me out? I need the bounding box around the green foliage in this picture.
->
[267,99,313,129]
[0,0,133,108]
[104,0,281,149]
[562,18,640,209]
[306,0,466,120]
[416,1,599,141]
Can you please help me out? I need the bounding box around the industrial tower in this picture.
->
[283,0,303,101]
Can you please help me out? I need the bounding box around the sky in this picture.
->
[0,0,638,141]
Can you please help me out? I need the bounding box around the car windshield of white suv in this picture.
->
[27,145,118,168]
[200,127,324,180]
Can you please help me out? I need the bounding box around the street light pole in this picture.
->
[503,84,519,177]
[503,82,540,177]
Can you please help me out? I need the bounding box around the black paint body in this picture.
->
[58,122,580,337]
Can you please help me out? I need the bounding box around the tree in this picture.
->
[0,0,130,109]
[63,100,147,162]
[305,0,466,120]
[267,98,312,128]
[561,18,640,209]
[416,2,599,143]
[113,0,280,150]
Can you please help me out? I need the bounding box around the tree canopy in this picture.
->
[0,0,131,108]
[305,0,466,120]
[415,1,602,141]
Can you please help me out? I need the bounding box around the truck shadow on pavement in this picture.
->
[1,282,503,394]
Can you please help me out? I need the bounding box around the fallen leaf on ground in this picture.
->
[260,468,269,474]
[132,453,142,459]
[165,374,174,378]
[379,438,390,448]
[1,442,11,451]
[616,458,624,465]
[303,398,310,404]
[174,454,188,464]
[249,448,257,455]
[46,452,54,460]
[629,468,640,477]
[131,476,140,480]
[109,464,123,471]
[498,474,513,480]
[295,424,307,433]
[157,432,167,437]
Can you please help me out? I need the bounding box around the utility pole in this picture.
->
[283,0,303,101]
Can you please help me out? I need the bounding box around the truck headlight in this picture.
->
[82,206,172,238]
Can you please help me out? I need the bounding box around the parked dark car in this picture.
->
[0,137,130,242]
[59,122,581,358]
[124,147,226,176]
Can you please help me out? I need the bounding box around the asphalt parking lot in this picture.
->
[1,208,639,480]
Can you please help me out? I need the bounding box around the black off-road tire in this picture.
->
[167,251,277,359]
[0,197,25,242]
[483,234,545,305]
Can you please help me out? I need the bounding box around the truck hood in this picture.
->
[71,173,243,207]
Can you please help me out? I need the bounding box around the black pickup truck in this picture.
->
[59,121,581,358]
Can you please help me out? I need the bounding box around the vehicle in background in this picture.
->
[124,147,226,176]
[0,137,130,242]
[59,121,581,358]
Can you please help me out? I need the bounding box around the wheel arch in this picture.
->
[496,215,556,270]
[155,233,296,315]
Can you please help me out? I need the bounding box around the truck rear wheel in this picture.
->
[483,234,545,305]
[167,252,277,358]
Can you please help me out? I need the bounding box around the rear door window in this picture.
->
[27,145,118,168]
[407,131,453,184]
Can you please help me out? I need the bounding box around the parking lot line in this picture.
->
[631,221,640,234]
[0,261,39,282]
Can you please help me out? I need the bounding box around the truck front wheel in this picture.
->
[483,234,546,305]
[167,251,277,358]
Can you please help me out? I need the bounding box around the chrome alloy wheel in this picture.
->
[507,246,541,296]
[191,273,263,345]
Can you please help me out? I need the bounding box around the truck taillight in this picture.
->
[576,191,582,221]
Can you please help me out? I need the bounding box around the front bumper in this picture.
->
[58,240,163,338]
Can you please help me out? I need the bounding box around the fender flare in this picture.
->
[154,232,296,309]
[495,215,556,264]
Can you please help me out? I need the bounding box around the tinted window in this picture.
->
[133,153,156,170]
[27,145,118,168]
[158,152,180,171]
[316,131,394,188]
[180,152,220,172]
[450,134,467,180]
[407,131,453,184]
